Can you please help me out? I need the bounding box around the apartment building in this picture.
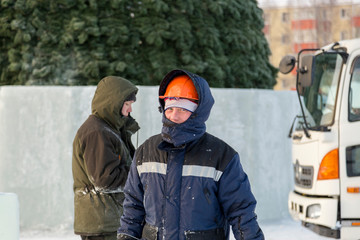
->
[259,0,360,90]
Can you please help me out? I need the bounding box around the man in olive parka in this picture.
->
[72,76,140,240]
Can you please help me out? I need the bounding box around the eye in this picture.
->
[181,108,191,113]
[124,101,133,107]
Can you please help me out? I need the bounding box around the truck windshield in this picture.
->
[300,52,343,129]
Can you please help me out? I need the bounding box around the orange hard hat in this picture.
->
[159,75,199,100]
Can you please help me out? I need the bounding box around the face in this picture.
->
[121,101,134,117]
[165,107,192,124]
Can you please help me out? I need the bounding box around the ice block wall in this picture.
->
[0,86,299,232]
[0,192,19,239]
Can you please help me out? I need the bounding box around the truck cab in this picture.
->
[280,38,360,239]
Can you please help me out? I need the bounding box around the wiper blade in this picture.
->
[288,115,310,139]
[301,122,311,138]
[309,126,331,132]
[288,115,303,138]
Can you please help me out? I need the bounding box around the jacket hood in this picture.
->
[92,76,139,132]
[159,69,214,146]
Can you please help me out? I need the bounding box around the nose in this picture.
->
[168,109,180,121]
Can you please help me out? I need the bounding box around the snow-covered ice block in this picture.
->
[0,192,19,240]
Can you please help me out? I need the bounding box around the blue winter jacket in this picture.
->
[117,70,264,240]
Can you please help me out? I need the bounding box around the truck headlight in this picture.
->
[306,204,321,219]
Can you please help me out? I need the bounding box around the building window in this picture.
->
[341,8,348,19]
[282,12,289,22]
[356,28,360,38]
[263,13,269,24]
[322,9,327,19]
[282,34,290,44]
[341,31,348,40]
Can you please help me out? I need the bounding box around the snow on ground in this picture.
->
[20,218,331,240]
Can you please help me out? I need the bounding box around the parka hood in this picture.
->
[92,76,139,132]
[159,69,214,147]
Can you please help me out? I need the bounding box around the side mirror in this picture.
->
[297,55,314,95]
[279,55,296,74]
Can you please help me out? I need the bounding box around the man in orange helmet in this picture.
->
[117,70,264,240]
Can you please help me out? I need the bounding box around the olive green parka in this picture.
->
[72,76,139,236]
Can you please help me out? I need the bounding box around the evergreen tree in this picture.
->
[0,0,277,88]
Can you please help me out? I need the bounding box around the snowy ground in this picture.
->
[20,218,331,240]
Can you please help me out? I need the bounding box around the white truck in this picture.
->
[279,38,360,239]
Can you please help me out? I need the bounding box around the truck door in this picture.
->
[339,54,360,224]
